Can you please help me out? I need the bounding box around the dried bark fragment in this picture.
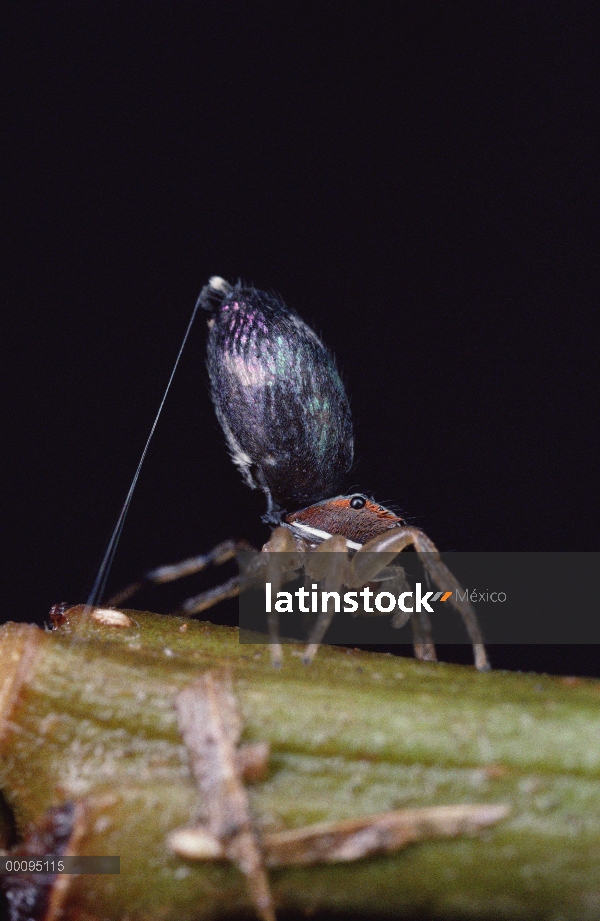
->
[262,803,510,866]
[174,670,275,921]
[169,804,509,868]
[167,827,225,860]
[236,742,271,783]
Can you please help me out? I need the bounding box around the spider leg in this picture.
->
[107,539,253,606]
[176,575,241,616]
[262,526,304,667]
[349,527,490,671]
[411,530,489,671]
[346,529,436,661]
[405,567,437,662]
[302,535,349,663]
[410,609,437,663]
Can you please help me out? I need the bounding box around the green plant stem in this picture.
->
[1,608,600,919]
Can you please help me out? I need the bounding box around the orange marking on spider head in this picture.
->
[365,500,402,521]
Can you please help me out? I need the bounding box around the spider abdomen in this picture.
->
[200,278,353,518]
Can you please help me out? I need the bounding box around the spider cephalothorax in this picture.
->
[285,495,405,548]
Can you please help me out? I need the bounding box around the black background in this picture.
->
[2,2,599,677]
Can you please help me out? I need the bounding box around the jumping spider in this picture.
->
[111,277,489,671]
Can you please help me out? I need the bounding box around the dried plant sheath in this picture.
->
[1,608,600,919]
[170,804,509,868]
[261,803,510,867]
[174,672,275,921]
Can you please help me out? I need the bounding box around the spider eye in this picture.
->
[350,494,367,510]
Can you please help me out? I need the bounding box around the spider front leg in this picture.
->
[302,535,349,664]
[349,527,490,671]
[261,526,304,667]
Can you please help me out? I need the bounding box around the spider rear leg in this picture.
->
[410,609,438,664]
[107,539,253,608]
[349,527,490,671]
[411,530,489,671]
